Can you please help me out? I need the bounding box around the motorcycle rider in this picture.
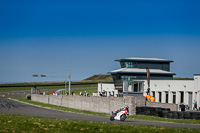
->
[110,105,129,121]
[113,105,129,116]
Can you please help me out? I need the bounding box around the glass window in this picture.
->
[180,91,184,103]
[123,81,128,92]
[134,82,138,92]
[120,62,126,68]
[152,91,155,97]
[139,82,144,92]
[121,76,137,81]
[123,81,144,93]
[165,91,168,103]
[130,76,137,80]
[125,62,134,68]
[159,92,162,102]
[172,92,176,104]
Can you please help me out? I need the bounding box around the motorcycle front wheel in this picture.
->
[120,114,126,121]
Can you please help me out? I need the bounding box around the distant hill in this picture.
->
[0,75,113,87]
[173,77,194,80]
[82,75,113,82]
[82,75,194,82]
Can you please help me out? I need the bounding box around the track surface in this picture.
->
[0,98,200,129]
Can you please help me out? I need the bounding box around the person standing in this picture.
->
[102,90,106,97]
[194,100,197,110]
[80,91,83,96]
[84,91,88,96]
[99,91,102,97]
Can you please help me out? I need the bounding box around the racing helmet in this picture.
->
[125,105,129,109]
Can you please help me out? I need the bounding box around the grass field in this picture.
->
[43,88,97,96]
[0,113,200,133]
[0,83,98,93]
[128,114,200,125]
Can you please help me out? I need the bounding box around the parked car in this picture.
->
[54,89,66,95]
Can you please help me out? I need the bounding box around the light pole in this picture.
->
[68,70,71,96]
[65,78,67,96]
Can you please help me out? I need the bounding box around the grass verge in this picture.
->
[128,114,200,125]
[0,113,200,133]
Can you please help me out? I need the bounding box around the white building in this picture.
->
[98,57,200,110]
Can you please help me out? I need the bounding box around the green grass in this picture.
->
[0,84,97,93]
[0,113,200,133]
[0,86,31,92]
[82,74,113,82]
[128,115,200,125]
[44,88,97,96]
[13,97,109,117]
[0,81,98,87]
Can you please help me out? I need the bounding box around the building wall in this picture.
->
[147,79,197,110]
[98,83,117,97]
[98,75,200,110]
[194,75,200,110]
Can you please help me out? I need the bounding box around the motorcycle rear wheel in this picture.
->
[110,116,114,121]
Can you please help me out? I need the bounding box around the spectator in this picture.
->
[145,93,152,102]
[102,90,106,97]
[84,91,88,96]
[109,92,112,97]
[194,100,197,110]
[80,91,83,96]
[71,91,75,96]
[150,96,155,102]
[99,91,102,97]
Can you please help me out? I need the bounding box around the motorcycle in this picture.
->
[110,105,129,121]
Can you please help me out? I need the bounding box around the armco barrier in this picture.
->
[31,94,178,115]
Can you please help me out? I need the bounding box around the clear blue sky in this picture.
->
[0,0,200,83]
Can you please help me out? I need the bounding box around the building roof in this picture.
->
[109,68,176,75]
[115,57,174,62]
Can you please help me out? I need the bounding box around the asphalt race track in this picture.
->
[0,98,200,129]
